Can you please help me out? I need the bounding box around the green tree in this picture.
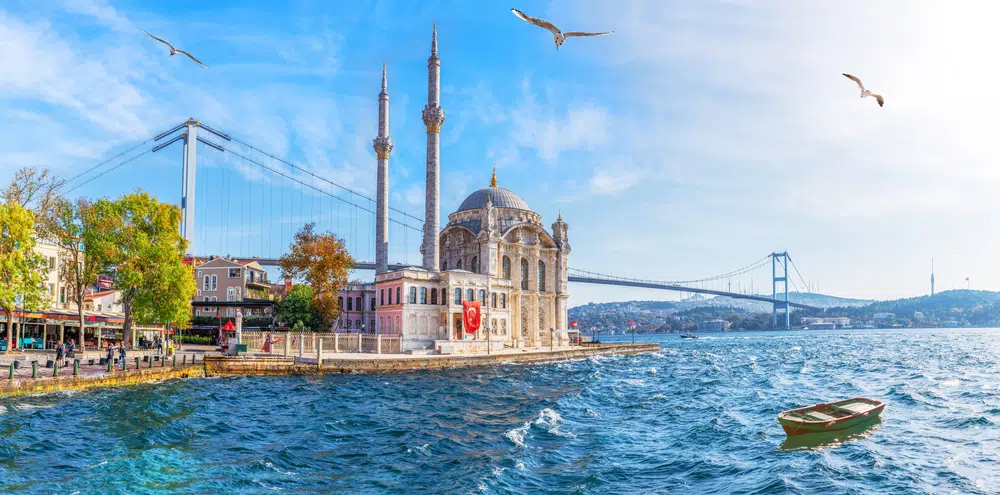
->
[52,198,104,349]
[278,285,323,330]
[0,203,47,353]
[86,192,196,343]
[4,167,65,238]
[279,223,354,330]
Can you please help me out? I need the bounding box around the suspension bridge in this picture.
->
[57,118,819,328]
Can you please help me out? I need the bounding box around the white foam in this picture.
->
[504,407,576,447]
[646,367,657,375]
[504,424,528,447]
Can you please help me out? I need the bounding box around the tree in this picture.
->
[4,167,65,238]
[85,192,196,344]
[0,203,47,353]
[279,223,354,331]
[277,285,324,331]
[51,198,103,349]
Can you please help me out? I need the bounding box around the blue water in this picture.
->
[2,328,1000,494]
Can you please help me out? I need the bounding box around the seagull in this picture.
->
[842,73,883,107]
[510,8,613,50]
[142,30,209,68]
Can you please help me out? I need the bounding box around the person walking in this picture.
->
[118,343,127,370]
[55,342,65,365]
[105,345,114,369]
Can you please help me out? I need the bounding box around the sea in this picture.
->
[2,328,999,494]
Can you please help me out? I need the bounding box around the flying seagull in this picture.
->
[510,8,613,50]
[142,30,209,68]
[842,73,883,107]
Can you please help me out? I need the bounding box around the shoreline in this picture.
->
[0,343,659,398]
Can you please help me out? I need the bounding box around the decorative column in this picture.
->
[421,23,446,272]
[374,63,393,275]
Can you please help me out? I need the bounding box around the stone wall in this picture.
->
[0,364,204,398]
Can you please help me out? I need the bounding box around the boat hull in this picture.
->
[778,398,886,436]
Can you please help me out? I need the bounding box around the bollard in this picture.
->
[161,355,165,368]
[148,356,153,368]
[173,355,177,367]
[32,361,37,379]
[73,360,79,376]
[317,338,323,369]
[182,354,187,365]
[53,361,59,377]
[135,357,140,370]
[9,363,14,380]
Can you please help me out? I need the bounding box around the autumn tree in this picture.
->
[279,223,354,331]
[51,198,105,349]
[4,167,65,238]
[85,192,196,343]
[0,203,47,354]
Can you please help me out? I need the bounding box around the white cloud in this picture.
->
[588,162,639,196]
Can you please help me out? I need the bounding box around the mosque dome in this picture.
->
[456,169,532,213]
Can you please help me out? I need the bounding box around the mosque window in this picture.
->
[472,256,479,274]
[538,261,546,292]
[479,290,486,303]
[431,288,438,305]
[492,292,497,309]
[467,288,474,302]
[410,287,417,304]
[457,259,463,270]
[503,256,511,279]
[347,297,353,311]
[442,260,447,271]
[521,258,529,290]
[501,293,506,309]
[420,288,428,304]
[454,288,462,304]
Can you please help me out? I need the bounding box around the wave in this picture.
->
[504,408,575,448]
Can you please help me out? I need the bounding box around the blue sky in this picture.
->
[3,0,1000,305]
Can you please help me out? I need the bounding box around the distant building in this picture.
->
[698,319,731,332]
[873,312,895,320]
[337,284,376,333]
[34,239,82,312]
[801,317,851,329]
[84,290,122,314]
[189,257,277,319]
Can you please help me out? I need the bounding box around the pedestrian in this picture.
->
[55,342,65,364]
[105,345,113,368]
[118,343,127,370]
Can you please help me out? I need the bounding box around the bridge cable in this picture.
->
[62,148,155,195]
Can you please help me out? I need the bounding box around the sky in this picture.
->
[2,0,1000,306]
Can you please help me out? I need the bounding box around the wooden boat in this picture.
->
[778,397,885,436]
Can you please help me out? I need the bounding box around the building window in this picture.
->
[227,287,233,302]
[197,270,202,278]
[211,275,218,291]
[538,261,546,292]
[212,296,217,302]
[356,319,361,329]
[203,276,210,290]
[396,287,401,305]
[370,297,376,311]
[409,287,417,304]
[503,256,511,279]
[195,309,200,317]
[395,316,400,333]
[454,288,462,304]
[501,293,506,309]
[48,283,55,296]
[456,259,463,270]
[471,256,479,274]
[347,297,353,311]
[380,316,385,332]
[203,296,210,302]
[48,257,56,271]
[521,258,529,290]
[355,297,361,311]
[370,319,375,332]
[479,290,486,303]
[235,287,241,301]
[441,260,447,271]
[388,288,393,305]
[380,289,385,306]
[467,288,474,302]
[229,268,241,278]
[492,292,497,309]
[431,288,438,305]
[420,288,428,304]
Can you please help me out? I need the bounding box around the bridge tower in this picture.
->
[772,252,790,329]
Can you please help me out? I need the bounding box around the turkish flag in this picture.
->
[463,301,481,334]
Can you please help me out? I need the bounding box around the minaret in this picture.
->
[373,62,393,275]
[930,258,935,296]
[421,23,445,271]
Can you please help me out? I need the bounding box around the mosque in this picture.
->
[337,25,572,353]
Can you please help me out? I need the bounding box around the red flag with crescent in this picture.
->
[463,301,481,334]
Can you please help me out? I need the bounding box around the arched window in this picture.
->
[380,289,385,306]
[356,297,362,310]
[370,297,376,311]
[467,288,474,301]
[388,288,393,305]
[396,287,401,304]
[503,256,511,280]
[431,288,438,305]
[471,256,479,274]
[355,319,361,329]
[339,296,344,309]
[395,316,400,334]
[380,316,384,332]
[492,292,497,309]
[235,287,241,301]
[538,261,546,292]
[521,258,529,290]
[501,293,506,309]
[347,297,353,311]
[227,287,234,302]
[203,276,210,290]
[454,288,462,304]
[211,274,217,291]
[479,290,486,303]
[457,259,463,270]
[409,287,417,304]
[441,260,447,271]
[420,288,428,304]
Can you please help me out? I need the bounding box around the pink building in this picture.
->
[336,285,376,333]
